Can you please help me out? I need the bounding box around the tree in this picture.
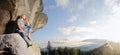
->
[47,41,52,52]
[64,47,70,55]
[51,49,59,55]
[47,41,52,55]
[78,49,83,55]
[70,48,78,55]
[57,47,64,55]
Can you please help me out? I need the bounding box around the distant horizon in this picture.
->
[39,38,110,49]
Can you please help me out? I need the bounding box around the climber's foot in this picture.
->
[27,41,32,47]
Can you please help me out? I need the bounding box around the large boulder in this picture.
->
[0,33,41,55]
[0,0,48,34]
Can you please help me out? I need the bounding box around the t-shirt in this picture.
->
[17,18,25,29]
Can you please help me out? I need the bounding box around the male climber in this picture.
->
[17,14,32,46]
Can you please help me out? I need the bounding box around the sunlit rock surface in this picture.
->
[0,33,41,55]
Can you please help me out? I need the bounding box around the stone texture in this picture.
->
[0,33,41,55]
[0,0,48,34]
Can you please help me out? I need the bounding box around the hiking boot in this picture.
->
[27,41,32,47]
[28,37,32,41]
[26,34,32,41]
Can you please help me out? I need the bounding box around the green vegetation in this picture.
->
[41,47,84,55]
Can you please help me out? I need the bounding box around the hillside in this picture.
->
[87,42,120,55]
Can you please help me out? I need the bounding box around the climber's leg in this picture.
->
[18,30,28,42]
[18,30,32,46]
[24,25,32,41]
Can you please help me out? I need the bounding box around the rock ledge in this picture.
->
[0,33,41,55]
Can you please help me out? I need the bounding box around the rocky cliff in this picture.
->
[0,33,41,55]
[0,0,47,55]
[0,0,48,34]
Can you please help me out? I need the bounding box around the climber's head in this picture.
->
[21,14,26,20]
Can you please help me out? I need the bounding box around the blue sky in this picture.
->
[32,0,120,46]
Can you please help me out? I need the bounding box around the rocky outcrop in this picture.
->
[0,33,41,55]
[0,0,47,55]
[0,0,48,34]
[89,42,120,55]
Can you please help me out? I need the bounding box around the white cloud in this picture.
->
[55,0,70,8]
[40,40,96,48]
[90,21,97,25]
[90,8,96,13]
[58,26,95,35]
[104,0,118,7]
[104,0,120,16]
[87,0,120,42]
[94,17,120,42]
[68,15,80,23]
[77,0,90,9]
[68,16,77,23]
[55,0,93,13]
[111,4,120,16]
[51,41,95,48]
[65,35,85,41]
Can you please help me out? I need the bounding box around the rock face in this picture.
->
[0,33,41,55]
[0,0,47,55]
[0,0,48,34]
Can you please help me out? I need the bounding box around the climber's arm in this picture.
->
[26,19,30,26]
[17,23,25,33]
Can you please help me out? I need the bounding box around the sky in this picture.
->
[32,0,120,47]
